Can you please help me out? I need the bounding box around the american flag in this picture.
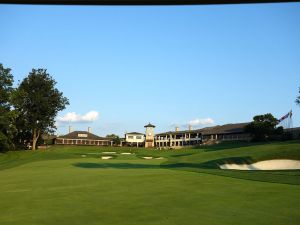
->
[278,110,292,123]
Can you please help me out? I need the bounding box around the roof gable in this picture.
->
[144,123,155,128]
[58,131,109,140]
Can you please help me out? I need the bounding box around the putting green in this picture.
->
[0,141,299,225]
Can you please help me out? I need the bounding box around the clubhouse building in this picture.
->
[50,122,299,148]
[122,122,251,148]
[155,123,250,148]
[124,132,145,147]
[48,119,300,148]
[55,128,113,146]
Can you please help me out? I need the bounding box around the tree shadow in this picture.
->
[198,156,253,169]
[193,141,269,152]
[73,162,205,170]
[194,140,300,152]
[73,160,243,170]
[73,162,160,169]
[73,156,254,170]
[72,159,300,185]
[170,153,196,157]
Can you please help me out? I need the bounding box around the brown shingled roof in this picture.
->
[196,123,249,135]
[57,131,110,140]
[156,123,249,136]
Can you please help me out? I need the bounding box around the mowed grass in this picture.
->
[0,141,300,225]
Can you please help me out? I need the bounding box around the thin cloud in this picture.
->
[57,111,99,123]
[169,118,215,130]
[188,118,214,127]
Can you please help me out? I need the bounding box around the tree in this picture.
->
[13,69,69,150]
[106,134,120,145]
[245,113,283,141]
[296,87,300,106]
[0,63,15,151]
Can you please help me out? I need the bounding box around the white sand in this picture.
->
[121,152,132,155]
[220,159,300,170]
[102,152,116,154]
[142,157,153,160]
[142,156,164,160]
[101,156,113,160]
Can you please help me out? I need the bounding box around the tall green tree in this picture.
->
[0,64,15,151]
[245,113,283,141]
[13,69,69,150]
[296,87,300,106]
[106,134,120,145]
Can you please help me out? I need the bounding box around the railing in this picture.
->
[155,137,202,142]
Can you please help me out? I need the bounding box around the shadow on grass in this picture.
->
[199,156,254,169]
[193,141,268,152]
[194,140,300,152]
[73,156,253,170]
[73,156,300,185]
[73,162,205,170]
[73,162,160,169]
[170,153,196,157]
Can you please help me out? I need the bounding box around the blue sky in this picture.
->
[0,3,299,137]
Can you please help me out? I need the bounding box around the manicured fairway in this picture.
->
[0,141,300,225]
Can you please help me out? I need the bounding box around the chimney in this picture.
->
[175,127,179,132]
[88,127,92,133]
[68,126,72,133]
[188,125,192,131]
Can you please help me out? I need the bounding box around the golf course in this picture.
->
[1,141,300,225]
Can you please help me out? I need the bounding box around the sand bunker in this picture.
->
[121,152,132,155]
[220,159,300,170]
[155,157,164,160]
[101,156,113,160]
[142,156,164,160]
[102,152,116,154]
[142,157,153,160]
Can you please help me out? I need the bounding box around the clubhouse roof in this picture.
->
[156,122,249,136]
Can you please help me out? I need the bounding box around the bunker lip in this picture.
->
[141,156,164,160]
[219,159,300,170]
[142,156,153,159]
[101,156,113,160]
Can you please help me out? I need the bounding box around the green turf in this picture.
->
[0,141,299,225]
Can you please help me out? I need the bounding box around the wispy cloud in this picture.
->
[188,118,214,127]
[169,118,215,130]
[57,111,99,123]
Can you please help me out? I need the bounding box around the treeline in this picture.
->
[246,88,300,141]
[0,63,69,151]
[245,113,285,142]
